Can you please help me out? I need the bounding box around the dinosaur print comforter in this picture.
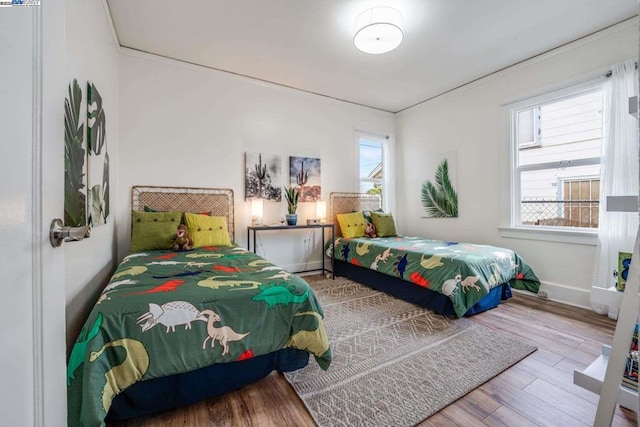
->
[328,236,540,317]
[67,245,331,426]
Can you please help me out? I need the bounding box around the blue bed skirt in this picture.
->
[334,259,511,316]
[106,348,310,421]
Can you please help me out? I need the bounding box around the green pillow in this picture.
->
[185,212,232,247]
[371,211,397,237]
[130,210,182,252]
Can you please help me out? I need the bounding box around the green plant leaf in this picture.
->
[102,151,109,221]
[64,79,86,227]
[421,159,458,218]
[87,83,106,155]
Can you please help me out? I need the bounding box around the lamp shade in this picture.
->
[316,200,327,222]
[251,198,263,226]
[354,7,403,54]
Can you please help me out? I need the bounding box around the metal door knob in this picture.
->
[49,218,90,247]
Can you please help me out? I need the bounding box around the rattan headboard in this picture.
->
[329,192,382,237]
[131,186,235,241]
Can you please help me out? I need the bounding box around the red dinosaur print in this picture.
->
[126,279,186,296]
[155,253,178,260]
[350,258,361,266]
[212,265,240,273]
[202,246,220,251]
[236,349,254,361]
[409,272,430,288]
[516,272,524,280]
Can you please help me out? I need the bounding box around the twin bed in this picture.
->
[67,187,331,426]
[326,192,540,318]
[67,187,540,425]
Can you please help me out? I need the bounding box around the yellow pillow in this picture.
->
[336,211,367,238]
[184,213,232,247]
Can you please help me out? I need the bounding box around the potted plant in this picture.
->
[283,186,300,225]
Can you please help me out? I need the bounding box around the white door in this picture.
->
[0,2,67,426]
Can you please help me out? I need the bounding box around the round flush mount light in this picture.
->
[353,6,403,54]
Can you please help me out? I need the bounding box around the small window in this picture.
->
[512,86,603,230]
[359,136,384,197]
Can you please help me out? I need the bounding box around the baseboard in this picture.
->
[512,280,591,310]
[281,260,328,277]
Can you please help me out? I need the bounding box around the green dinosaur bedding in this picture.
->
[328,236,540,317]
[67,245,331,426]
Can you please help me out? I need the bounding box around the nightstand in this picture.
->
[247,224,335,277]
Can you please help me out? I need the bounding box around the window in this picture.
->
[511,84,604,230]
[359,135,384,196]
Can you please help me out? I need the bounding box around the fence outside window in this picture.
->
[521,199,599,228]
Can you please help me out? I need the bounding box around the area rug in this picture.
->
[285,278,537,427]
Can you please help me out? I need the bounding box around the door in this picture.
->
[0,2,67,425]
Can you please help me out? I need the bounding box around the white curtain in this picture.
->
[591,58,639,313]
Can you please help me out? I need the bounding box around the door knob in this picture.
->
[49,218,90,247]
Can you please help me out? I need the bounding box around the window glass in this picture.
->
[513,86,603,229]
[359,138,383,196]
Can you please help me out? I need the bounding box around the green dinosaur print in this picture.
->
[252,283,309,309]
[67,312,103,386]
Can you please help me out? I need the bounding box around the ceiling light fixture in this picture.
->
[353,6,403,54]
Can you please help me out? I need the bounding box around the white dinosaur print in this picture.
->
[136,301,206,333]
[492,251,510,261]
[259,266,284,271]
[370,247,393,271]
[460,275,481,293]
[441,274,462,296]
[103,279,138,292]
[185,253,224,259]
[198,309,250,355]
[487,263,503,287]
[121,253,149,263]
[185,261,214,268]
[145,261,184,266]
[267,271,292,280]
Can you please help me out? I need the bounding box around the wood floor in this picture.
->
[110,276,638,427]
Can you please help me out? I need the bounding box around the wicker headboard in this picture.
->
[329,192,382,237]
[131,186,235,241]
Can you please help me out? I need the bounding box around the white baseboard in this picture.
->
[281,260,329,276]
[512,280,592,310]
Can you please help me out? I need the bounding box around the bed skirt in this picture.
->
[333,259,511,316]
[106,348,310,421]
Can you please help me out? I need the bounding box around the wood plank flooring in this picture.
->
[110,277,638,427]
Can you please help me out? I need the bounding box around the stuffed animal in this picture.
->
[365,222,377,238]
[172,224,192,251]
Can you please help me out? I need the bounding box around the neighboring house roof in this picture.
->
[368,163,382,179]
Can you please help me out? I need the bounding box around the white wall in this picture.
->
[65,0,119,349]
[396,21,638,308]
[117,50,395,270]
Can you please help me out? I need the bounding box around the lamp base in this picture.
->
[306,219,320,225]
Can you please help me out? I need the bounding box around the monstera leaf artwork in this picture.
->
[87,82,109,226]
[421,158,459,218]
[64,79,87,227]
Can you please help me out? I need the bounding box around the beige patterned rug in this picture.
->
[285,278,537,427]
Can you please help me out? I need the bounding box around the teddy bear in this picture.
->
[172,224,193,251]
[365,222,377,238]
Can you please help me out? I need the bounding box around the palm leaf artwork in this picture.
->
[87,83,105,155]
[102,152,110,221]
[87,82,109,226]
[421,159,458,218]
[64,79,86,227]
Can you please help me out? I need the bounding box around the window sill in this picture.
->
[498,226,598,246]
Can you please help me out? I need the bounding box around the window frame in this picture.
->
[500,77,606,245]
[355,130,394,213]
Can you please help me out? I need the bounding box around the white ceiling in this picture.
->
[106,0,637,113]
